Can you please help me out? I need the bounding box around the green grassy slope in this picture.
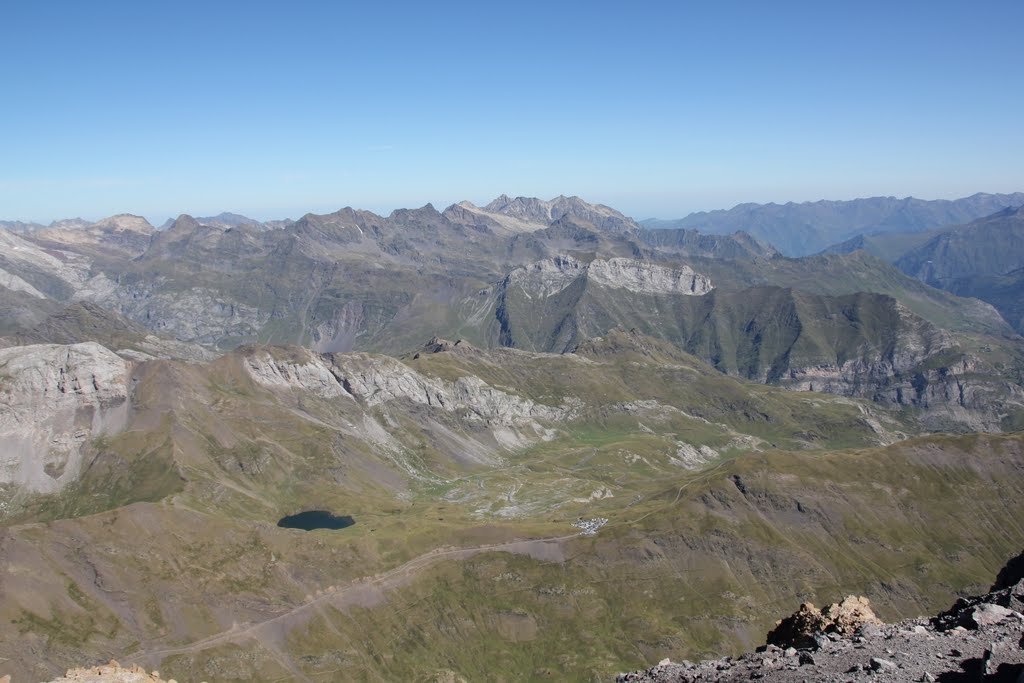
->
[1,341,1022,681]
[149,433,1024,683]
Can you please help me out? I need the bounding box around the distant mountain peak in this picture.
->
[167,214,201,232]
[91,213,155,234]
[479,194,639,233]
[658,192,1024,256]
[988,205,1022,219]
[484,193,513,210]
[195,212,261,227]
[47,218,90,229]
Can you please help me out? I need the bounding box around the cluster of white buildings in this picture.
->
[572,517,609,536]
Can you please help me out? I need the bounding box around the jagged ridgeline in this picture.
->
[822,205,1024,335]
[1,196,1022,431]
[643,191,1024,257]
[1,194,1023,682]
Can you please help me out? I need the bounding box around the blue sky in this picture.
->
[2,1,1022,223]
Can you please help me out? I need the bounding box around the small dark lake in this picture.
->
[277,510,356,531]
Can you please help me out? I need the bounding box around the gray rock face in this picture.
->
[242,348,350,399]
[785,353,1024,432]
[1,195,1021,434]
[242,347,574,461]
[0,343,131,494]
[772,300,1024,431]
[335,354,571,424]
[102,285,271,344]
[0,267,47,299]
[506,255,713,299]
[969,603,1016,628]
[482,194,640,233]
[588,258,714,295]
[0,228,95,294]
[244,348,572,426]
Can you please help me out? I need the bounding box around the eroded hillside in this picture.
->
[1,334,1023,681]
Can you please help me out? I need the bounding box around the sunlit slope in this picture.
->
[1,337,1022,681]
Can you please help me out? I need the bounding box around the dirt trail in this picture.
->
[129,532,579,666]
[128,459,733,668]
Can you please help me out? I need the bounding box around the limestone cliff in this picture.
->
[506,255,713,299]
[0,343,130,494]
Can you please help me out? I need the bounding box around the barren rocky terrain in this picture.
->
[619,550,1024,682]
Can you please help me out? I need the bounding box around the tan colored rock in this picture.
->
[41,661,173,682]
[823,595,882,635]
[766,602,827,649]
[766,595,882,649]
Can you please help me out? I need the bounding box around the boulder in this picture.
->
[824,595,882,635]
[765,596,881,649]
[969,603,1016,628]
[765,603,827,649]
[991,549,1024,591]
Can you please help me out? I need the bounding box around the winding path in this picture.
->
[128,532,580,665]
[128,458,734,667]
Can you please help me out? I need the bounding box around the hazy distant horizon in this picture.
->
[4,2,1022,224]
[5,187,1024,229]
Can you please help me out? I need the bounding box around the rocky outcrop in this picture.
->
[769,300,1024,431]
[671,442,720,469]
[415,336,474,356]
[242,348,350,399]
[36,660,180,682]
[241,346,573,472]
[330,353,572,425]
[766,596,881,649]
[934,550,1024,629]
[783,352,1024,432]
[588,258,713,295]
[482,194,640,233]
[0,229,95,298]
[505,255,588,298]
[506,255,713,299]
[242,347,574,426]
[101,286,270,344]
[0,267,47,299]
[617,551,1024,682]
[0,343,131,493]
[992,549,1024,592]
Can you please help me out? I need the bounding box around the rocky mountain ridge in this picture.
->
[1,329,923,511]
[617,550,1024,682]
[644,192,1024,256]
[820,206,1024,334]
[1,194,1021,430]
[1,193,1022,682]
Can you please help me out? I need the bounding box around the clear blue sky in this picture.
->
[2,1,1022,224]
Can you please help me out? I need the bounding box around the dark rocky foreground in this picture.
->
[617,551,1024,682]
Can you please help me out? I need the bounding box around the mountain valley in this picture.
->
[2,193,1023,681]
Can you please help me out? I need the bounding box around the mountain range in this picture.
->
[2,195,1020,426]
[643,192,1024,257]
[2,193,1024,681]
[823,206,1024,334]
